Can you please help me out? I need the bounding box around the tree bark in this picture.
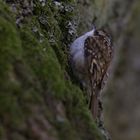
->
[0,1,104,140]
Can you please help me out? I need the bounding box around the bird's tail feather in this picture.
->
[89,92,98,120]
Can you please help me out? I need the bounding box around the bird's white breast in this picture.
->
[70,29,95,70]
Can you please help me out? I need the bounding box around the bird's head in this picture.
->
[94,29,112,48]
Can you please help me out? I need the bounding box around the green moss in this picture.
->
[0,2,24,125]
[19,28,65,99]
[33,1,72,68]
[0,1,14,24]
[64,83,104,140]
[0,1,104,140]
[55,119,80,140]
[0,17,21,80]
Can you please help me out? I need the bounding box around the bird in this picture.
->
[70,27,113,120]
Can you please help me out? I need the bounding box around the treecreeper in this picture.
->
[70,27,113,121]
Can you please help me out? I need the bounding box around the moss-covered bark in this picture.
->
[0,1,105,140]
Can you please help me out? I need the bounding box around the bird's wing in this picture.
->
[84,36,101,119]
[84,36,101,84]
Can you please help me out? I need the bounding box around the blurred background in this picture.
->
[78,0,140,140]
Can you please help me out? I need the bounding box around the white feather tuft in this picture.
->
[70,29,95,68]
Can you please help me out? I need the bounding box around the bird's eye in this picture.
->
[94,30,99,36]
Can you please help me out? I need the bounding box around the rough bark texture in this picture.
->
[0,0,104,140]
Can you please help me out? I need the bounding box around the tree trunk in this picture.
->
[0,0,104,140]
